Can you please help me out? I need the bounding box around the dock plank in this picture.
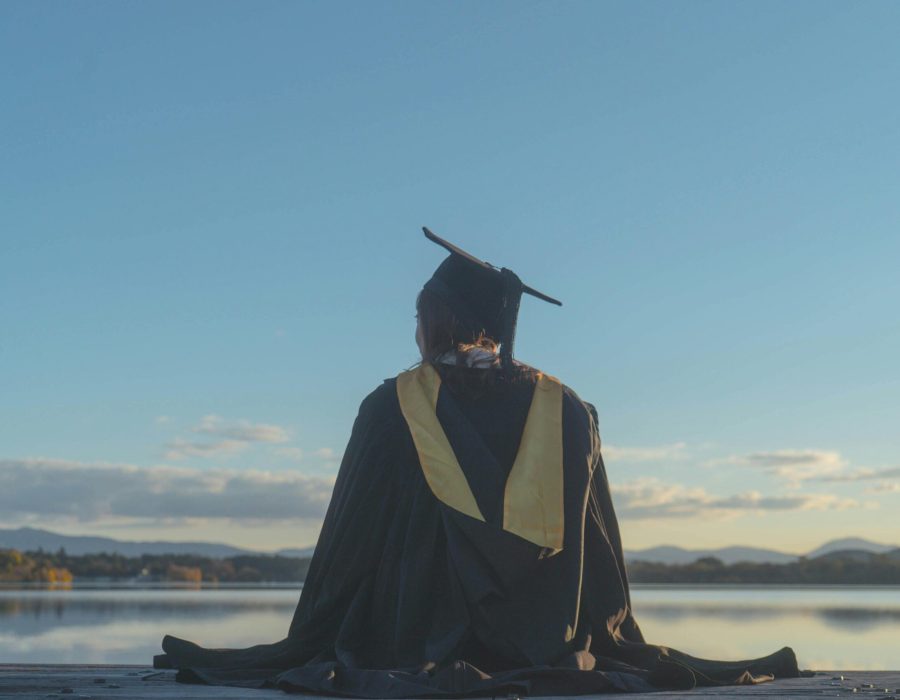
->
[0,666,898,700]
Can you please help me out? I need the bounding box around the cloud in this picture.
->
[0,458,335,522]
[193,415,290,443]
[275,447,304,461]
[822,466,900,483]
[710,449,847,486]
[602,442,687,463]
[610,477,860,520]
[164,415,293,460]
[714,450,900,492]
[865,482,900,494]
[164,438,249,461]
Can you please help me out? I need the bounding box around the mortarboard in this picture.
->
[422,226,561,370]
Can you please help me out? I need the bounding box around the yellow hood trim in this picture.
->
[397,363,564,550]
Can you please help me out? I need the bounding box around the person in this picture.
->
[155,228,800,696]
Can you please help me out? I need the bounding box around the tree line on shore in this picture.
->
[626,552,900,584]
[2,547,899,585]
[0,548,311,584]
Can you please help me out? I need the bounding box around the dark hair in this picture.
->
[416,288,496,359]
[415,288,535,397]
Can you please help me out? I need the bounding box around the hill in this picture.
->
[624,544,796,565]
[3,527,897,565]
[805,537,898,559]
[624,538,900,565]
[0,527,254,558]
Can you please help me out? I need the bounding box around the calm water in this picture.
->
[1,586,897,670]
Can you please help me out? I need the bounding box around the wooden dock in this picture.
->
[0,666,897,700]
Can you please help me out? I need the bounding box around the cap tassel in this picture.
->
[499,268,523,372]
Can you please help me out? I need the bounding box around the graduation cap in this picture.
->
[422,226,562,370]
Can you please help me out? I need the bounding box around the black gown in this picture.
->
[155,364,800,696]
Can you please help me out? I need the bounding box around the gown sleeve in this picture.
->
[582,400,646,644]
[288,380,408,642]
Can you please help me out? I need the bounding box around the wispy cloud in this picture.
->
[865,481,900,494]
[821,465,900,495]
[611,477,860,520]
[275,447,305,461]
[712,449,900,493]
[603,442,687,463]
[193,415,290,443]
[313,447,341,464]
[164,415,292,460]
[0,458,334,522]
[165,438,249,460]
[821,466,900,483]
[709,449,847,486]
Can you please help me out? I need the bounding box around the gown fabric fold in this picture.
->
[155,366,800,696]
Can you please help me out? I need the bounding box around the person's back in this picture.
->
[156,228,800,696]
[433,364,535,484]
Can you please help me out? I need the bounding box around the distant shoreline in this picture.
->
[4,545,900,586]
[2,581,899,592]
[0,580,304,590]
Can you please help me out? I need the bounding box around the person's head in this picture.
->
[414,287,499,362]
[416,227,561,376]
[415,241,510,365]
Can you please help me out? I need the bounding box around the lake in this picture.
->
[1,585,897,670]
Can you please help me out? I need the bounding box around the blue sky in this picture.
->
[2,1,899,552]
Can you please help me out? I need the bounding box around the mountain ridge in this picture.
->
[0,527,256,558]
[623,544,797,565]
[625,537,900,564]
[1,527,896,564]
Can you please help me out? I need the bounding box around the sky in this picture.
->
[2,1,899,554]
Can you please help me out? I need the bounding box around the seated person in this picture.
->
[156,228,800,696]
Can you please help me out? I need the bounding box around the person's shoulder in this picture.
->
[341,377,404,445]
[527,363,598,426]
[562,383,598,425]
[358,375,401,416]
[355,365,432,424]
[551,376,601,444]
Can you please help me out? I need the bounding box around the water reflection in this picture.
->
[0,586,897,669]
[0,589,296,627]
[629,586,900,671]
[0,588,300,665]
[634,602,900,628]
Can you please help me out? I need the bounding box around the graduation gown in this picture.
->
[155,363,800,696]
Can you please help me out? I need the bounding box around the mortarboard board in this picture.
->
[421,226,561,370]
